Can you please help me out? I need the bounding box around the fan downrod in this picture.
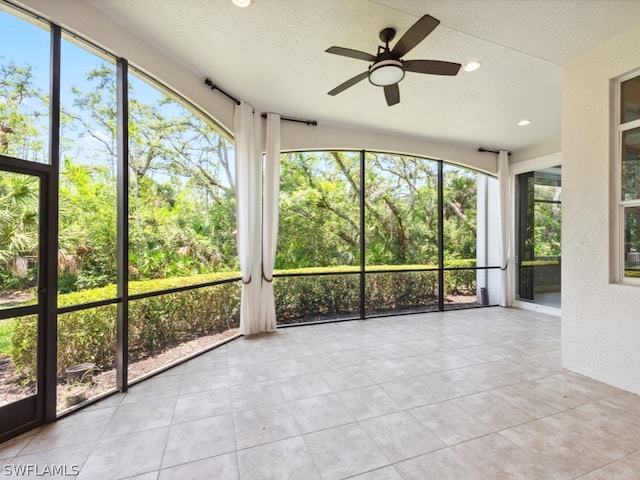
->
[379,27,396,45]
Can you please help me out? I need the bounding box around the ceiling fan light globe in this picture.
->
[369,60,405,87]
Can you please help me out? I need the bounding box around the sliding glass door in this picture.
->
[515,166,561,308]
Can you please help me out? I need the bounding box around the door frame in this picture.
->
[0,155,57,443]
[510,152,562,316]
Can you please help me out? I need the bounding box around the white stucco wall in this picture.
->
[278,122,496,174]
[476,175,502,306]
[562,23,640,393]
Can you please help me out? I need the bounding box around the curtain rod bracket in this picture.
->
[261,113,317,126]
[479,148,511,155]
[204,78,241,105]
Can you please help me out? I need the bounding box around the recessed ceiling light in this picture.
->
[463,61,481,72]
[518,119,531,126]
[232,0,251,7]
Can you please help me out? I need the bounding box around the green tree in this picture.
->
[443,167,477,261]
[61,65,237,286]
[365,152,439,265]
[0,172,38,290]
[278,152,360,268]
[278,151,481,271]
[0,61,47,161]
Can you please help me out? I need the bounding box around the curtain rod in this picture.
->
[261,113,317,126]
[204,78,241,105]
[478,148,511,155]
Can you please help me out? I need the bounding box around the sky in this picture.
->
[0,8,199,170]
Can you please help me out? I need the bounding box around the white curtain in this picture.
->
[234,101,261,334]
[497,150,511,307]
[258,113,280,332]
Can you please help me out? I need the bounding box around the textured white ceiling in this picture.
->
[84,0,640,155]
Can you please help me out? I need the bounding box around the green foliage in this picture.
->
[10,273,241,380]
[534,189,561,257]
[0,172,39,290]
[443,259,478,294]
[277,152,360,268]
[273,262,477,322]
[8,314,36,378]
[365,271,439,314]
[278,152,481,270]
[8,262,479,380]
[2,56,488,297]
[3,55,492,382]
[0,61,48,161]
[0,319,15,356]
[521,259,560,267]
[274,269,360,321]
[57,306,116,376]
[55,64,238,290]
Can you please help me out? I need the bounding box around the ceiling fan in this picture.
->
[325,14,461,106]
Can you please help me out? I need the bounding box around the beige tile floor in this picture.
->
[2,307,640,479]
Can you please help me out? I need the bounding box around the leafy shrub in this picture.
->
[10,262,479,380]
[521,259,560,267]
[443,258,477,294]
[8,315,36,379]
[11,273,241,380]
[57,305,116,376]
[274,268,360,322]
[273,261,477,321]
[365,270,439,314]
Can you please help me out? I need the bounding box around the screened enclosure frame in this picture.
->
[0,1,240,441]
[1,0,500,443]
[274,149,500,323]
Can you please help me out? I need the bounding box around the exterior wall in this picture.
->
[562,23,640,393]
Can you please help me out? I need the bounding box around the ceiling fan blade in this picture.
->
[327,71,369,96]
[403,59,461,76]
[325,46,377,62]
[391,15,440,57]
[384,83,400,106]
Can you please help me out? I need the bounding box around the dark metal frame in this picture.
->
[0,164,47,442]
[274,149,500,323]
[515,168,562,303]
[437,159,445,310]
[273,265,499,322]
[359,150,366,318]
[56,277,243,315]
[516,171,535,301]
[116,57,129,392]
[0,18,62,442]
[44,23,61,423]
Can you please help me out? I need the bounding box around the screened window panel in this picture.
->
[621,76,640,124]
[0,11,50,163]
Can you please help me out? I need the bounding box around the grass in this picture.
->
[0,319,15,356]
